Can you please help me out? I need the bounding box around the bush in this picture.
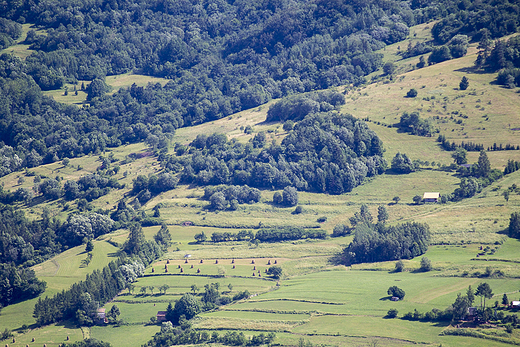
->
[394,260,404,272]
[266,265,283,279]
[387,286,405,300]
[420,257,432,272]
[406,88,417,98]
[282,186,298,206]
[292,205,303,214]
[386,308,398,318]
[273,192,283,205]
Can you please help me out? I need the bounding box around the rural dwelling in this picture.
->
[422,192,440,203]
[96,308,108,325]
[156,311,167,322]
[466,307,477,320]
[511,301,520,309]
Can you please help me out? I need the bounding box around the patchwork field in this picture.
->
[2,22,520,347]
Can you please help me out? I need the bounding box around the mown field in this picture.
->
[2,22,520,347]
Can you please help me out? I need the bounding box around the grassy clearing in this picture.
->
[0,23,46,60]
[6,321,82,347]
[90,324,161,347]
[34,240,120,295]
[343,43,520,155]
[42,73,169,106]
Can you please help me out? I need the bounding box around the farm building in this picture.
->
[466,307,477,320]
[156,311,167,322]
[422,192,440,203]
[96,308,108,324]
[511,301,520,309]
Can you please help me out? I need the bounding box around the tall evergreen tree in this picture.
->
[477,150,491,178]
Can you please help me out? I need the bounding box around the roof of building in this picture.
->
[512,301,520,306]
[423,192,440,199]
[157,311,167,316]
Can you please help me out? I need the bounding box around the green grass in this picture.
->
[6,321,83,347]
[90,324,161,347]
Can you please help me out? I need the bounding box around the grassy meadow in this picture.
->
[3,22,520,347]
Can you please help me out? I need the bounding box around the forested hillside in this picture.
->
[1,0,510,177]
[3,0,520,346]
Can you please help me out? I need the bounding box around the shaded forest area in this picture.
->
[162,111,386,194]
[1,0,517,177]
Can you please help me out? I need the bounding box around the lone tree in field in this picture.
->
[85,239,94,252]
[377,205,388,224]
[392,196,400,204]
[386,308,398,318]
[420,257,432,272]
[459,76,469,90]
[282,186,298,207]
[387,286,405,300]
[394,260,404,272]
[477,150,491,178]
[509,212,520,238]
[266,265,282,279]
[406,88,418,98]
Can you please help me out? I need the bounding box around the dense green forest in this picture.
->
[162,111,386,194]
[1,0,513,178]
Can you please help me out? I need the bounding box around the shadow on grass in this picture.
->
[379,296,394,301]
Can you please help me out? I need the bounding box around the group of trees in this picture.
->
[0,206,115,268]
[168,112,386,195]
[131,172,179,204]
[398,111,433,137]
[431,0,520,44]
[397,283,501,324]
[145,323,275,347]
[202,185,261,211]
[427,35,469,65]
[342,221,430,264]
[0,0,485,178]
[265,90,345,122]
[199,226,326,243]
[0,263,46,308]
[341,204,430,264]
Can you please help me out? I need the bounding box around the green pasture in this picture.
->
[248,270,520,316]
[0,23,45,60]
[131,274,274,296]
[173,102,281,146]
[103,302,161,324]
[90,324,160,347]
[0,240,120,330]
[34,240,120,295]
[2,321,83,347]
[42,73,169,106]
[343,42,520,154]
[202,310,311,321]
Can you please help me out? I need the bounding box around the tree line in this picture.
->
[340,205,430,264]
[0,262,46,308]
[195,226,326,243]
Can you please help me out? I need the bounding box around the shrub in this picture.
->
[394,260,404,272]
[406,88,417,98]
[387,286,405,300]
[386,308,398,318]
[292,205,303,214]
